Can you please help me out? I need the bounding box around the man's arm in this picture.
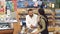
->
[26,16,31,28]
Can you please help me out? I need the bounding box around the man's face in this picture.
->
[28,11,33,17]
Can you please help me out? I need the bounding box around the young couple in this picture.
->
[26,8,49,34]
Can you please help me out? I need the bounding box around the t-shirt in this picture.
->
[26,14,38,29]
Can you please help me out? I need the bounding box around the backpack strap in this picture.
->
[40,15,47,22]
[38,15,47,28]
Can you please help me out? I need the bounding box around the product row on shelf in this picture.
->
[55,9,60,26]
[0,11,17,23]
[0,23,13,30]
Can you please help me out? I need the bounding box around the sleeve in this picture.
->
[37,19,46,33]
[26,16,31,28]
[33,15,38,26]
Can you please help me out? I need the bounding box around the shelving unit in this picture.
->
[45,9,55,32]
[55,9,60,31]
[0,0,13,34]
[0,0,19,34]
[0,12,18,34]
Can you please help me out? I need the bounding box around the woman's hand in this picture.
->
[32,32,39,34]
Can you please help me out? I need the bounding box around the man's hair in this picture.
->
[28,9,33,12]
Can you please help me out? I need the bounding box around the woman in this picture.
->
[31,8,49,34]
[37,8,49,34]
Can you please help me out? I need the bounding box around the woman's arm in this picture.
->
[37,19,46,33]
[31,18,46,34]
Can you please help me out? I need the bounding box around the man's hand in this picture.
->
[32,32,39,34]
[30,25,34,28]
[31,32,39,34]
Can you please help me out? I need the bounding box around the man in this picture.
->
[26,9,38,34]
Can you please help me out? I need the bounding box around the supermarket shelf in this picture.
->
[55,16,60,18]
[0,20,17,23]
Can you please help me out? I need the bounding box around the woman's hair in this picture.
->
[38,8,47,19]
[38,8,45,15]
[38,8,49,26]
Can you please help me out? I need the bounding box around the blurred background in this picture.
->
[0,0,60,34]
